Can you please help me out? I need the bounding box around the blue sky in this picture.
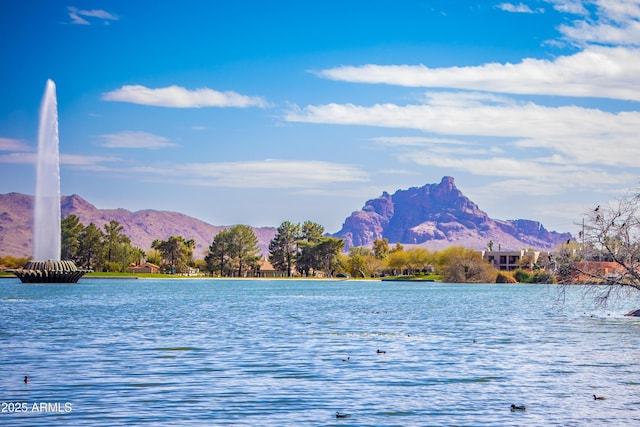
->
[1,1,639,236]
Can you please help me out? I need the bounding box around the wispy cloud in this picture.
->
[98,131,178,149]
[102,85,267,108]
[402,149,635,195]
[557,0,640,46]
[0,137,31,152]
[315,46,640,101]
[0,152,120,166]
[122,159,369,189]
[68,6,118,25]
[0,153,35,164]
[497,3,544,13]
[546,0,589,15]
[60,154,122,166]
[285,94,640,168]
[371,136,470,147]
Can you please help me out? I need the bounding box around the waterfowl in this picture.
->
[594,395,606,400]
[376,349,386,354]
[510,404,526,411]
[342,357,350,362]
[336,412,351,418]
[24,376,30,383]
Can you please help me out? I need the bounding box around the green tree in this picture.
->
[386,249,409,275]
[268,221,301,277]
[152,235,194,274]
[347,246,371,278]
[146,249,162,267]
[301,220,324,241]
[206,226,261,277]
[103,220,126,265]
[183,238,196,268]
[130,246,146,265]
[205,229,234,276]
[125,246,146,271]
[228,225,261,277]
[105,239,145,273]
[296,221,325,276]
[406,247,432,274]
[315,237,345,278]
[78,222,104,270]
[372,238,390,259]
[61,214,84,261]
[347,246,385,278]
[192,258,207,274]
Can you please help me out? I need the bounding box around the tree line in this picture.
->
[9,216,497,281]
[61,215,145,272]
[266,221,497,281]
[8,188,640,307]
[204,221,345,278]
[46,210,640,288]
[54,217,347,277]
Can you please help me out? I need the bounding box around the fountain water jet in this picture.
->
[33,79,61,261]
[10,79,91,283]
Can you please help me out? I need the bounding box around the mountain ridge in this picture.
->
[0,178,571,260]
[333,176,571,251]
[0,193,276,259]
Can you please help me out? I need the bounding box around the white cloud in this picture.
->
[546,0,589,15]
[0,153,35,164]
[497,3,543,13]
[0,152,119,167]
[0,137,31,152]
[399,149,636,198]
[372,135,506,155]
[98,131,178,149]
[285,95,640,168]
[124,159,368,189]
[315,46,640,100]
[60,154,122,166]
[559,18,640,46]
[288,98,634,139]
[68,6,118,25]
[102,85,267,108]
[371,136,470,147]
[555,0,640,46]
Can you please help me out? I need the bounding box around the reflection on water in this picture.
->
[1,279,639,426]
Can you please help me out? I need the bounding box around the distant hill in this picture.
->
[1,178,572,260]
[0,193,276,259]
[333,176,572,251]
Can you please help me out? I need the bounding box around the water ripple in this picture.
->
[1,279,640,426]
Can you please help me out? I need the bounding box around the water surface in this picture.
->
[1,279,639,426]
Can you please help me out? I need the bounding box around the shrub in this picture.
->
[496,271,517,283]
[532,271,555,283]
[514,269,533,283]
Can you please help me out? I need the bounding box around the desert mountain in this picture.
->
[1,179,571,260]
[0,193,276,259]
[333,176,571,251]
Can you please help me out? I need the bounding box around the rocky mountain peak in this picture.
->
[334,176,570,251]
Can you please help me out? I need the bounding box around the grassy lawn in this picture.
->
[1,270,444,281]
[0,270,190,279]
[382,273,443,281]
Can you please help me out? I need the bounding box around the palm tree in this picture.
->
[103,220,126,264]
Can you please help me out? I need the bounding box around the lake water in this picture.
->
[1,278,639,426]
